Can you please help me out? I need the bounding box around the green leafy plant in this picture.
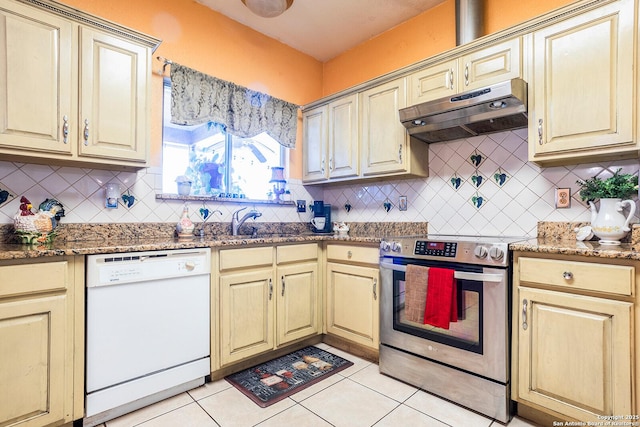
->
[576,169,638,201]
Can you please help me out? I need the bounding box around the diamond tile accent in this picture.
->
[1,130,639,237]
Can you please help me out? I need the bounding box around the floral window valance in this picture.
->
[170,63,298,148]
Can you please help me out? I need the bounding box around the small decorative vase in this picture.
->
[176,205,195,239]
[589,198,636,245]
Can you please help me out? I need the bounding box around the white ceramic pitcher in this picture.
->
[589,198,636,245]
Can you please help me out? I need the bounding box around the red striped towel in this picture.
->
[423,267,457,329]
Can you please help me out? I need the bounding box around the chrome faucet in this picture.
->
[231,207,262,236]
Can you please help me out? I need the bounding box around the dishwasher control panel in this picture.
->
[87,249,211,287]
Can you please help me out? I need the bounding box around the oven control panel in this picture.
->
[414,240,456,257]
[380,236,515,267]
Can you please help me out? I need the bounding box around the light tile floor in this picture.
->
[100,344,542,427]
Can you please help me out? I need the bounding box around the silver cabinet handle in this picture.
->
[281,275,285,296]
[563,271,573,280]
[522,299,528,330]
[329,157,333,171]
[62,115,69,144]
[464,63,470,86]
[83,119,90,145]
[373,278,377,300]
[268,278,273,300]
[449,68,454,89]
[321,158,325,174]
[538,119,543,145]
[347,250,353,259]
[398,144,403,163]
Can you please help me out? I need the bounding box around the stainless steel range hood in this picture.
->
[399,78,528,143]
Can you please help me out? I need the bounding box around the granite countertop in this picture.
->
[3,221,640,262]
[509,221,640,261]
[0,233,385,261]
[0,221,432,261]
[509,238,639,260]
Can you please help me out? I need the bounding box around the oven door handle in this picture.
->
[379,261,504,283]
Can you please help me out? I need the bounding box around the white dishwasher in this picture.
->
[84,248,211,426]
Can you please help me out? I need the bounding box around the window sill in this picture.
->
[156,193,295,206]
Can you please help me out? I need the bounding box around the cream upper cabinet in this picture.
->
[302,95,359,183]
[408,37,522,106]
[0,1,73,155]
[325,244,380,349]
[327,94,359,180]
[360,78,428,177]
[0,0,159,169]
[302,105,328,182]
[0,257,83,427]
[78,27,150,162]
[512,254,636,422]
[528,0,635,165]
[303,77,428,184]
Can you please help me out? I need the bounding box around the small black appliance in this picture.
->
[311,202,332,233]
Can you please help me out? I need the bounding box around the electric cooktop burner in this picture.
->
[379,234,529,267]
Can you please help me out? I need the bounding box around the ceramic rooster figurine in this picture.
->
[14,197,65,243]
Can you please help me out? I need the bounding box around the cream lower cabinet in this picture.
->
[0,0,159,169]
[512,253,636,422]
[0,257,83,427]
[528,0,636,165]
[325,244,379,349]
[218,244,320,366]
[276,244,320,346]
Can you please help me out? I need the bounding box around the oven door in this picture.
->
[379,257,510,383]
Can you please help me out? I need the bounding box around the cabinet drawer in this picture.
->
[326,244,378,264]
[219,246,273,271]
[0,261,68,298]
[518,257,633,296]
[277,243,318,264]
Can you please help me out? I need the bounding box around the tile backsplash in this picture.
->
[1,127,638,237]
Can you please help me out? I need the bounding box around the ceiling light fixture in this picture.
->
[241,0,294,18]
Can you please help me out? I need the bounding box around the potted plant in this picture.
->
[576,169,638,244]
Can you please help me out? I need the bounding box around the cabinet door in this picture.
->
[0,2,73,154]
[0,295,67,427]
[302,105,328,183]
[516,287,632,421]
[408,38,520,106]
[408,59,457,106]
[326,262,379,348]
[78,27,149,162]
[220,269,274,365]
[529,0,634,160]
[360,78,408,176]
[276,261,319,346]
[462,37,521,90]
[328,95,359,179]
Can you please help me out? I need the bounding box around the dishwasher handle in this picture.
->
[379,261,504,283]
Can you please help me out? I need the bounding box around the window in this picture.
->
[161,80,286,200]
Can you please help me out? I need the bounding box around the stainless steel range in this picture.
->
[379,235,524,423]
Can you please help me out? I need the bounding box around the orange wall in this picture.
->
[322,0,576,96]
[59,0,323,178]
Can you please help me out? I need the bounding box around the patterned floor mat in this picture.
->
[225,346,354,407]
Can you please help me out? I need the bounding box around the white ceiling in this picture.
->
[196,0,447,62]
